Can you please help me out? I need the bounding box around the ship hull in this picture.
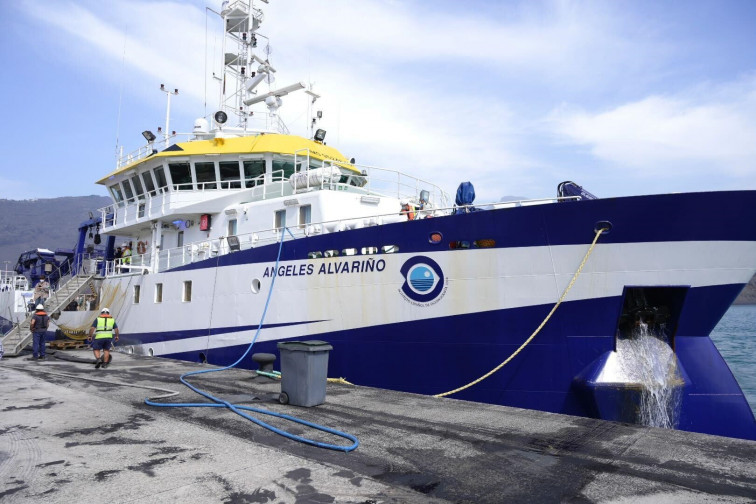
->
[109,190,756,439]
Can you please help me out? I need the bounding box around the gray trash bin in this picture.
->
[277,340,333,407]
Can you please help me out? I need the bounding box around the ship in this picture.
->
[3,0,755,441]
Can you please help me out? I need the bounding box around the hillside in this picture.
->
[0,195,754,303]
[0,196,111,268]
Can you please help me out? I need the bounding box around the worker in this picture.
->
[88,308,119,369]
[33,275,50,306]
[29,304,50,361]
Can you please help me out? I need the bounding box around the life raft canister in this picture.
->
[137,241,148,254]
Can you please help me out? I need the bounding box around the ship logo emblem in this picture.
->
[400,256,446,304]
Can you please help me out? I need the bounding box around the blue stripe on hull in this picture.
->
[171,190,756,271]
[152,281,756,440]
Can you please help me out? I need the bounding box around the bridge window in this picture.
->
[243,159,266,187]
[131,175,145,199]
[110,184,124,206]
[169,162,192,190]
[272,155,296,181]
[141,171,156,195]
[219,161,241,189]
[122,180,135,202]
[195,162,217,190]
[154,167,168,191]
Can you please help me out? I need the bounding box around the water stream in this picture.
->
[615,322,683,429]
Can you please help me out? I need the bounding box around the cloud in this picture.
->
[547,77,756,178]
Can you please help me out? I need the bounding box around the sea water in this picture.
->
[710,305,756,416]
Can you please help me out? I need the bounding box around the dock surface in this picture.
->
[1,349,755,503]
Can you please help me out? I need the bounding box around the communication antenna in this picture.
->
[160,84,179,144]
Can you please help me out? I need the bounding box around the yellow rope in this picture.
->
[434,227,608,398]
[327,377,354,385]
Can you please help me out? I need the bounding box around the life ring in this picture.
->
[401,204,415,221]
[137,241,148,254]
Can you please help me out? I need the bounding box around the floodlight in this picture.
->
[142,130,156,142]
[314,129,326,142]
[214,111,228,124]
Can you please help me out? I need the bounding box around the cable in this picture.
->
[145,227,358,452]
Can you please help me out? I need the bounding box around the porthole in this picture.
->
[324,249,340,257]
[429,232,443,244]
[342,248,357,256]
[360,247,378,255]
[148,348,154,357]
[251,278,262,294]
[381,245,399,254]
[198,352,207,364]
[308,251,323,259]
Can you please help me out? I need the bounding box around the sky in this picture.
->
[1,0,755,204]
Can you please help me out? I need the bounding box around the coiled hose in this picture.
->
[144,227,359,452]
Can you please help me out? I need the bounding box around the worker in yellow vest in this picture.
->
[88,307,120,369]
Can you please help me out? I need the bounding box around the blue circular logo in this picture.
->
[401,256,445,302]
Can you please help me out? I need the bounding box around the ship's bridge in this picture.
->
[97,133,368,234]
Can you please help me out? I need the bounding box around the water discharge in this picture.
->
[615,322,683,429]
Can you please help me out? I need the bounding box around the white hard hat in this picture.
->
[36,304,44,310]
[101,307,110,314]
[122,243,129,247]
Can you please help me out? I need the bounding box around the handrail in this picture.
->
[100,195,580,278]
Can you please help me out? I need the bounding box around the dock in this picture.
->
[1,349,755,503]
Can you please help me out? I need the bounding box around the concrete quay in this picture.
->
[1,349,755,503]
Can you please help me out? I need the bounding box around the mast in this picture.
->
[217,0,305,134]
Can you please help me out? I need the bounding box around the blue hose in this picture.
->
[145,227,359,452]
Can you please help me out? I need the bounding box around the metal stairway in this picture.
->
[1,273,96,357]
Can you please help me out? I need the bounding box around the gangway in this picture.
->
[1,273,97,357]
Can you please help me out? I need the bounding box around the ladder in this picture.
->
[1,273,96,356]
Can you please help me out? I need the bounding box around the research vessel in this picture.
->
[5,0,756,440]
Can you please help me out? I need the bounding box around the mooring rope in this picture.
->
[434,227,608,398]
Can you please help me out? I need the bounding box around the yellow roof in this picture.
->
[97,133,357,185]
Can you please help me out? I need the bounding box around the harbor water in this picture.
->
[710,304,756,416]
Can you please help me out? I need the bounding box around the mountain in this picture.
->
[0,196,111,268]
[0,195,754,303]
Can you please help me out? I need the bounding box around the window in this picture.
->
[110,184,124,205]
[141,171,156,195]
[122,180,134,201]
[133,285,140,304]
[154,167,168,191]
[275,210,286,230]
[195,162,217,190]
[177,231,184,247]
[228,219,237,236]
[243,159,266,187]
[381,245,399,254]
[169,162,192,190]
[299,205,311,229]
[219,161,241,189]
[131,175,145,199]
[183,280,192,302]
[272,155,296,181]
[155,283,163,303]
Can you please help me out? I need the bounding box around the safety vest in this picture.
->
[94,316,116,339]
[122,248,132,264]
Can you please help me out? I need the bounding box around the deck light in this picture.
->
[142,130,156,142]
[314,128,326,142]
[214,110,228,125]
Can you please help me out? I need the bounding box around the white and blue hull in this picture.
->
[107,191,756,440]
